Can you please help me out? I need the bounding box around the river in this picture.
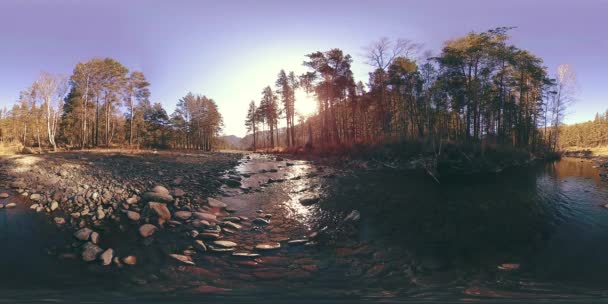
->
[0,155,607,303]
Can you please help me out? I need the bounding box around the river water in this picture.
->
[0,156,607,302]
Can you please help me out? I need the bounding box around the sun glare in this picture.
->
[295,90,318,117]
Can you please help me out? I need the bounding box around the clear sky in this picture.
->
[1,0,606,137]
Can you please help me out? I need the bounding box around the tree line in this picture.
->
[559,110,608,148]
[0,57,223,151]
[244,28,575,153]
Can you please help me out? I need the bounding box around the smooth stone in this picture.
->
[139,224,158,238]
[299,198,320,206]
[127,211,141,221]
[209,246,234,253]
[252,218,270,226]
[287,239,309,245]
[232,252,260,258]
[193,212,217,223]
[142,192,173,203]
[152,185,170,195]
[5,203,16,209]
[498,263,520,271]
[221,221,241,230]
[149,202,171,224]
[174,211,192,220]
[208,198,227,208]
[123,255,137,265]
[213,240,237,248]
[192,219,212,228]
[54,217,66,225]
[10,181,26,189]
[100,248,114,266]
[91,232,100,244]
[126,196,139,205]
[194,240,207,252]
[81,242,103,262]
[255,242,281,250]
[199,232,220,240]
[29,193,41,201]
[74,228,93,241]
[50,201,59,211]
[0,193,9,198]
[169,254,195,265]
[173,188,185,197]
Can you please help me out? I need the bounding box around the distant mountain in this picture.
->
[217,135,245,150]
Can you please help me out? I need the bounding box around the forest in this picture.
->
[244,28,577,155]
[559,110,608,148]
[0,58,224,151]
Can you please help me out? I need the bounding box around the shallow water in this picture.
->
[0,156,607,302]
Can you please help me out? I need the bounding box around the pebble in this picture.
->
[169,254,195,265]
[74,228,93,241]
[127,211,141,221]
[81,242,103,262]
[208,198,227,208]
[252,218,270,226]
[149,202,171,224]
[0,193,9,198]
[54,217,66,225]
[194,240,207,252]
[100,248,113,266]
[139,224,158,238]
[213,240,237,248]
[174,211,192,220]
[5,203,16,209]
[123,255,137,265]
[255,242,281,251]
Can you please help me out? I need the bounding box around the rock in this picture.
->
[194,240,207,252]
[127,211,141,221]
[139,224,157,238]
[252,218,270,226]
[174,211,192,220]
[173,188,185,197]
[142,192,173,204]
[193,212,217,223]
[4,203,16,209]
[100,248,114,266]
[255,242,281,251]
[0,193,9,198]
[126,195,139,205]
[96,208,105,220]
[208,198,227,208]
[498,263,520,271]
[213,240,237,248]
[192,219,212,228]
[232,252,260,258]
[169,254,195,265]
[149,202,171,224]
[10,181,26,189]
[29,193,41,201]
[54,217,66,225]
[287,239,308,245]
[199,232,220,240]
[90,232,100,244]
[299,198,320,206]
[59,169,69,177]
[74,228,93,241]
[123,255,137,265]
[152,185,170,195]
[50,201,59,211]
[221,221,242,230]
[209,246,234,253]
[81,242,103,262]
[344,210,361,222]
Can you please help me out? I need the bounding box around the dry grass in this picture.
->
[0,143,23,155]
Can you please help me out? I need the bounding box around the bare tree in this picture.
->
[32,72,68,151]
[551,64,577,150]
[364,37,421,70]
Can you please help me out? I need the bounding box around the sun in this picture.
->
[295,90,318,117]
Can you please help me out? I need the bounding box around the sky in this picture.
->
[0,0,606,137]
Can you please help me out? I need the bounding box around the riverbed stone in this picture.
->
[127,211,141,221]
[0,193,9,198]
[139,224,157,238]
[54,217,66,225]
[169,254,195,265]
[255,242,281,251]
[50,201,59,211]
[174,211,192,220]
[5,203,16,208]
[194,240,207,252]
[74,228,93,241]
[91,231,100,244]
[208,198,227,208]
[193,212,217,223]
[81,242,103,262]
[149,202,171,224]
[100,248,114,266]
[213,240,237,248]
[123,255,137,265]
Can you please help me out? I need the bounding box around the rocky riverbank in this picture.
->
[0,150,243,267]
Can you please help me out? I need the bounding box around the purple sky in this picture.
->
[1,0,606,137]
